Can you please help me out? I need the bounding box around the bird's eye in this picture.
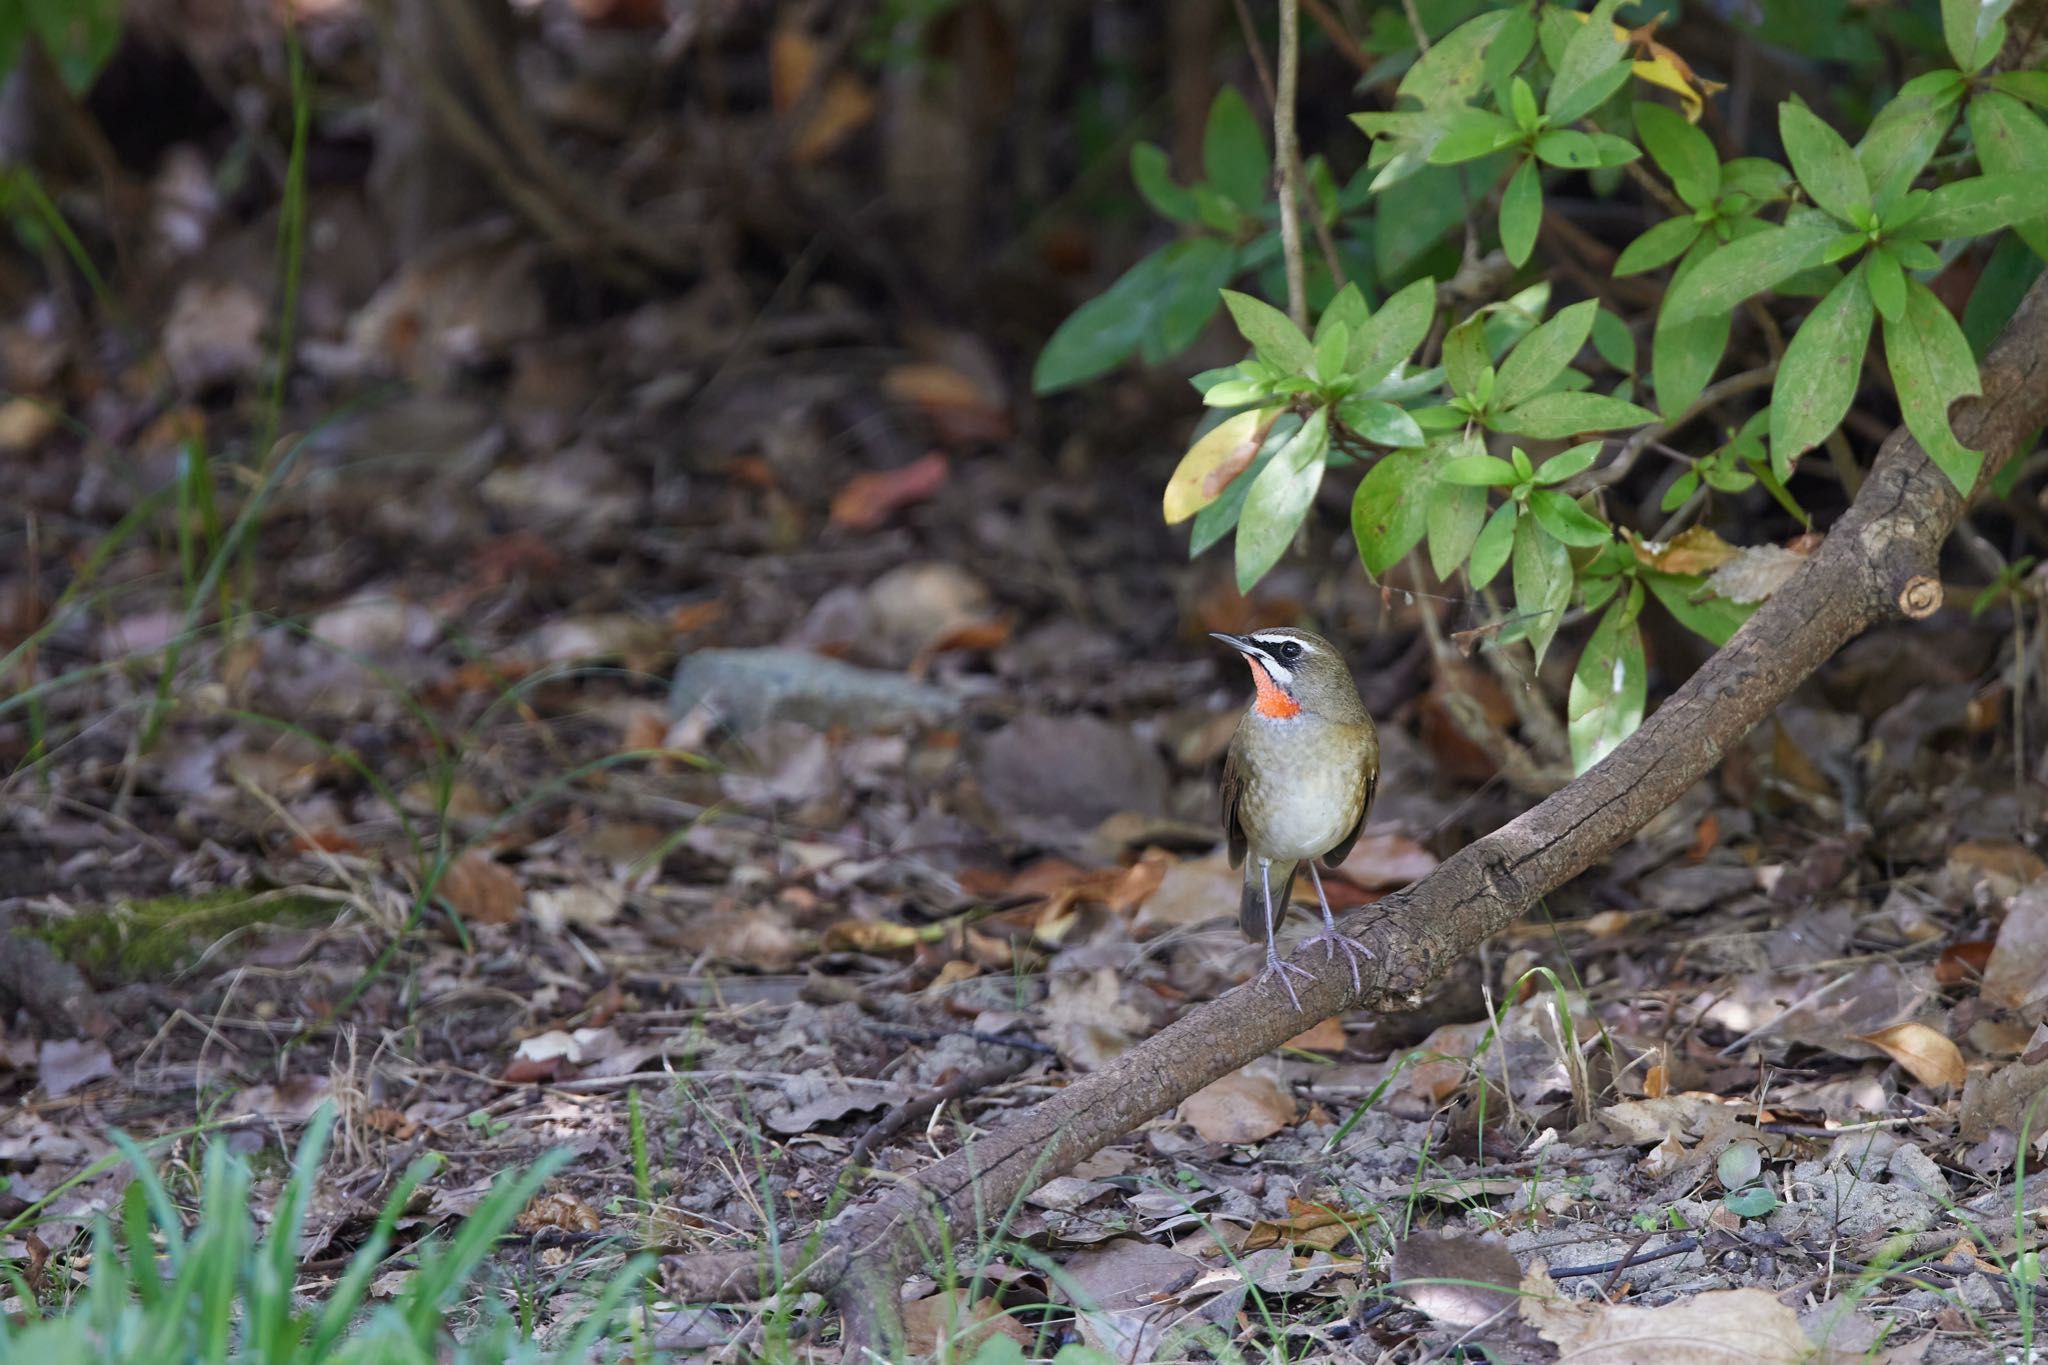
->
[1278,641,1302,661]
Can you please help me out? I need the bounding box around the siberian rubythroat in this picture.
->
[1212,628,1380,1009]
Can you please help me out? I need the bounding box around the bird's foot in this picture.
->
[1299,926,1373,992]
[1252,949,1316,1011]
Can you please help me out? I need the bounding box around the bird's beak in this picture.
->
[1209,632,1254,655]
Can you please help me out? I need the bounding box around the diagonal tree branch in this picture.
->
[663,274,2048,1351]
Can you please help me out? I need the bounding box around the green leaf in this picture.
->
[1204,86,1271,212]
[1992,71,2048,111]
[1443,315,1491,399]
[1318,284,1371,364]
[1942,0,2008,73]
[1315,320,1350,384]
[1442,453,1520,486]
[1469,502,1517,588]
[1568,595,1646,774]
[1660,214,1840,327]
[1235,408,1330,590]
[1501,157,1542,268]
[1512,516,1574,668]
[1644,571,1752,645]
[1779,102,1870,225]
[1963,233,2046,358]
[1967,93,2048,261]
[1768,268,1874,474]
[1496,299,1598,410]
[1590,310,1635,373]
[1546,0,1627,126]
[1660,468,1700,512]
[1337,397,1426,447]
[1222,290,1314,373]
[1428,475,1488,580]
[1190,415,1296,556]
[1865,246,1906,323]
[1510,75,1540,131]
[1353,276,1439,391]
[25,0,121,93]
[1429,108,1521,165]
[1899,175,2048,241]
[1352,447,1433,575]
[1587,133,1643,167]
[1494,391,1656,438]
[1529,489,1612,547]
[1398,8,1517,110]
[1614,217,1701,276]
[1653,242,1733,417]
[1536,440,1604,484]
[1722,1186,1780,1219]
[1034,239,1232,393]
[1885,279,1985,492]
[1534,129,1601,169]
[1633,102,1720,210]
[1858,76,1964,214]
[1131,143,1200,223]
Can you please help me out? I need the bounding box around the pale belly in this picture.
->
[1237,721,1366,862]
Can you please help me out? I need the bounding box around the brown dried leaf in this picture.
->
[829,452,950,531]
[1521,1262,1812,1363]
[1283,1017,1347,1053]
[1631,525,1740,575]
[440,851,524,926]
[1983,884,2048,1016]
[1181,1062,1295,1143]
[517,1191,601,1234]
[901,1290,1032,1356]
[1707,544,1810,605]
[1162,409,1275,524]
[1853,1021,1966,1090]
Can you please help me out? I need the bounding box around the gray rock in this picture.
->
[670,647,959,733]
[973,712,1170,831]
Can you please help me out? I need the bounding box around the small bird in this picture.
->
[1212,627,1380,1009]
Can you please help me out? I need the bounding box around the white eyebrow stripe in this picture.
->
[1249,634,1315,654]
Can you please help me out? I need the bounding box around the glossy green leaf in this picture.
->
[1659,214,1840,327]
[1590,309,1635,373]
[1723,1186,1780,1219]
[1428,476,1489,580]
[1614,217,1702,276]
[1221,290,1314,373]
[1494,391,1656,438]
[1444,315,1492,399]
[1034,239,1232,393]
[1501,157,1542,268]
[1885,279,1985,492]
[1468,501,1517,588]
[1721,157,1793,204]
[1653,242,1732,417]
[1634,102,1720,209]
[1318,284,1371,365]
[1235,407,1330,590]
[1131,143,1200,223]
[1898,175,2048,242]
[1430,108,1521,164]
[1865,246,1906,322]
[1204,85,1271,211]
[1856,72,1964,213]
[1529,489,1612,547]
[1644,570,1752,645]
[1442,453,1521,486]
[1942,0,2010,73]
[1546,0,1627,125]
[1534,129,1600,169]
[1351,277,1438,393]
[1398,7,1518,110]
[1338,397,1426,447]
[1568,594,1646,773]
[1352,446,1433,575]
[1510,76,1540,130]
[1992,71,2048,110]
[1780,102,1870,225]
[1190,416,1296,556]
[1315,320,1350,385]
[1496,299,1598,410]
[1512,516,1574,668]
[1536,440,1605,484]
[1965,93,2048,260]
[1768,268,1873,475]
[1145,238,1239,362]
[1963,233,2045,358]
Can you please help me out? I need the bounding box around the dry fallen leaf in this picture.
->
[1181,1062,1295,1143]
[1631,525,1740,575]
[517,1191,601,1234]
[1521,1262,1812,1363]
[1853,1021,1967,1090]
[439,851,524,926]
[829,452,950,531]
[769,25,877,164]
[1982,883,2048,1016]
[1708,543,1811,605]
[1283,1016,1347,1053]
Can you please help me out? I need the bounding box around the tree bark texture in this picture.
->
[664,275,2048,1351]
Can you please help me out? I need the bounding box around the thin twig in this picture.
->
[1275,0,1309,328]
[1583,363,1780,492]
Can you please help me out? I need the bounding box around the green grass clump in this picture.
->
[0,1103,658,1363]
[30,889,333,981]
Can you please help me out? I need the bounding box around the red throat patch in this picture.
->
[1247,659,1302,718]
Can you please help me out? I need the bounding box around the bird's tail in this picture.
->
[1239,859,1298,944]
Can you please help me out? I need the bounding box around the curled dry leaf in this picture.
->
[1521,1262,1813,1364]
[829,452,950,531]
[438,851,524,926]
[1982,883,2048,1015]
[1853,1021,1967,1090]
[517,1191,601,1234]
[1630,525,1740,576]
[1180,1061,1294,1143]
[1163,408,1276,524]
[1708,543,1812,605]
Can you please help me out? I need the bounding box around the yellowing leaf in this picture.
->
[1165,408,1278,524]
[1565,12,1727,121]
[1630,525,1739,576]
[1854,1021,1967,1090]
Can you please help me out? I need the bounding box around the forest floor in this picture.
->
[4,8,2048,1363]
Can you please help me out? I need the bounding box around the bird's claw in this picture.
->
[1254,952,1316,1011]
[1300,928,1373,993]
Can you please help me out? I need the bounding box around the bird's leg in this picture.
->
[1300,862,1373,993]
[1253,858,1313,1010]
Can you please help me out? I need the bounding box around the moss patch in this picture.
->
[34,888,333,981]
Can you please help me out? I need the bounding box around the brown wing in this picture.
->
[1219,728,1248,869]
[1319,724,1380,869]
